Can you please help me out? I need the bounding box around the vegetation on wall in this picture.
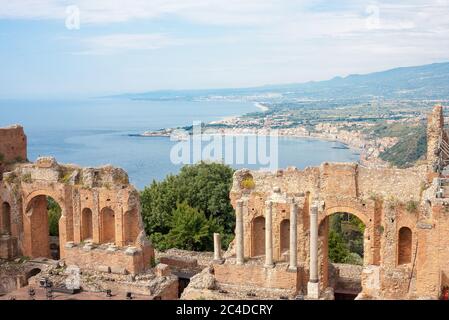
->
[140,162,235,251]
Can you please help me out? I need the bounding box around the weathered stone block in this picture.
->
[110,266,128,275]
[97,265,111,273]
[125,246,139,256]
[155,263,171,277]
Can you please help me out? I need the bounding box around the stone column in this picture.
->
[236,199,245,265]
[307,204,320,299]
[288,199,298,272]
[213,233,224,264]
[264,200,274,268]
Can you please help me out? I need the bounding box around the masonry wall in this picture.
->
[64,244,152,275]
[0,125,27,164]
[228,159,446,299]
[0,154,154,276]
[214,263,300,292]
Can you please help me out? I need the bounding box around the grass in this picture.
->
[406,200,419,213]
[21,173,32,183]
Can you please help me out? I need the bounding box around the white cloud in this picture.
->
[74,33,184,55]
[0,0,293,25]
[1,0,449,91]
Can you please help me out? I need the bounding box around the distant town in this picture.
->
[140,97,445,168]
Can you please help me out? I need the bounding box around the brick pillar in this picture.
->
[236,200,244,265]
[427,104,445,170]
[264,200,274,268]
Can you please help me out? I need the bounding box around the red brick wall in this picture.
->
[214,263,299,291]
[64,245,150,275]
[0,125,27,164]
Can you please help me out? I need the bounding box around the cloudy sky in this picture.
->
[0,0,449,98]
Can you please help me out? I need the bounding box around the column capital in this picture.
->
[236,199,244,207]
[265,200,273,207]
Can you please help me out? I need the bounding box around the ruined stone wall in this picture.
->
[214,262,300,292]
[414,203,449,299]
[0,125,27,165]
[64,244,150,275]
[357,166,427,201]
[427,105,447,171]
[227,155,448,298]
[0,152,154,275]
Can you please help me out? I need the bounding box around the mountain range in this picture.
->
[110,62,449,101]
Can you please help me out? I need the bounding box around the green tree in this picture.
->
[47,197,61,236]
[328,230,351,263]
[328,213,364,265]
[141,162,235,251]
[161,202,222,251]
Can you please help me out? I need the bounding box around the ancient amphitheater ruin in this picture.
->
[1,105,449,300]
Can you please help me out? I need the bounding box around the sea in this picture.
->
[0,99,360,189]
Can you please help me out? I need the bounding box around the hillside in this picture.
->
[111,62,449,101]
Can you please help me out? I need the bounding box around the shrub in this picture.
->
[21,173,32,183]
[240,175,255,190]
[406,200,418,213]
[47,197,61,236]
[141,162,235,251]
[153,202,223,251]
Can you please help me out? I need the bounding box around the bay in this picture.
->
[0,98,359,189]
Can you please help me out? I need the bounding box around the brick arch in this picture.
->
[123,208,140,245]
[1,201,11,235]
[24,189,66,216]
[320,206,371,228]
[398,226,413,265]
[100,207,116,244]
[317,204,374,292]
[251,215,265,257]
[81,207,93,241]
[22,192,67,259]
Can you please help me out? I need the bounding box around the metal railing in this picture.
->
[436,134,449,173]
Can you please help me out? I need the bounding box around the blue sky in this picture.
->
[1,0,449,98]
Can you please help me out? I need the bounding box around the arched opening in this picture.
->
[398,227,412,265]
[124,209,139,245]
[280,219,290,260]
[1,202,11,235]
[26,195,62,260]
[100,207,115,244]
[251,216,265,257]
[81,208,93,241]
[320,212,365,300]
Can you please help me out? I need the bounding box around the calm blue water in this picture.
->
[0,99,360,189]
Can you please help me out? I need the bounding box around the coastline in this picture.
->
[135,100,381,165]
